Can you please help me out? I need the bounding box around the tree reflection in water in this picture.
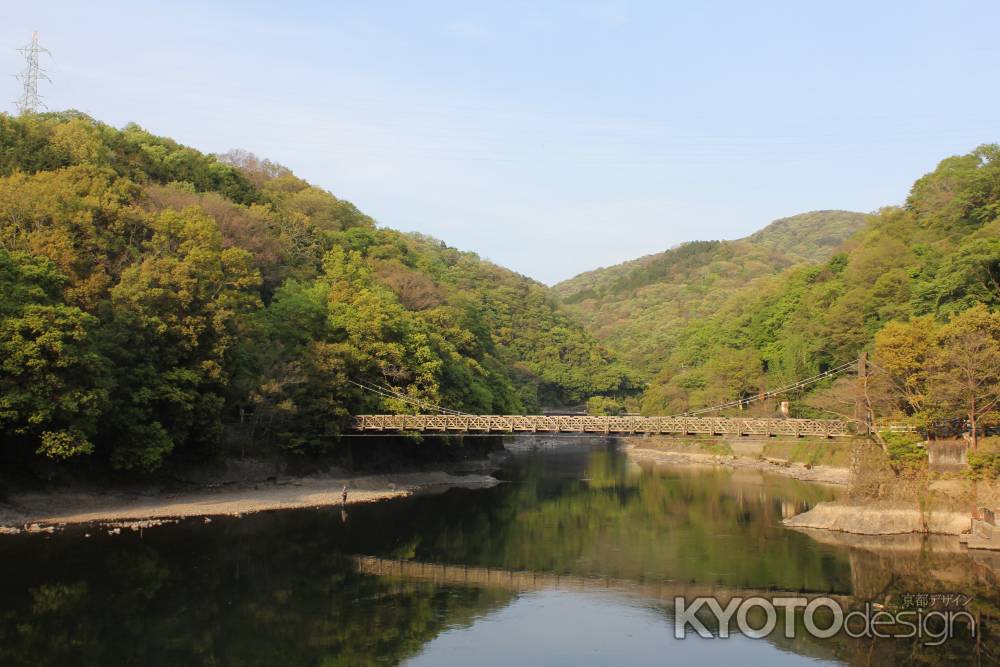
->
[0,443,997,665]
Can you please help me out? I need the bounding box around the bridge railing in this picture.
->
[351,414,849,437]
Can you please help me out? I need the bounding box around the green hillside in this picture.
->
[3,110,996,468]
[639,146,1000,418]
[0,112,628,471]
[745,210,871,263]
[553,211,867,377]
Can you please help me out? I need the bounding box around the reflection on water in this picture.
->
[0,442,997,665]
[407,590,837,667]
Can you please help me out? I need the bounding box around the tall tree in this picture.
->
[926,306,1000,449]
[871,316,938,422]
[104,208,261,469]
[0,250,109,459]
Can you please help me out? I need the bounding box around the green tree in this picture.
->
[921,237,1000,315]
[104,208,261,469]
[871,316,938,422]
[0,250,109,459]
[0,111,627,473]
[586,395,625,415]
[926,305,1000,449]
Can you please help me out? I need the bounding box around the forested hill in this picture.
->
[744,210,870,263]
[639,145,1000,417]
[0,112,629,472]
[555,210,865,302]
[552,210,867,377]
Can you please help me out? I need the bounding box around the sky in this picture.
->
[2,1,999,284]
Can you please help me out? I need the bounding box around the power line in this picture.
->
[677,360,856,417]
[348,379,468,416]
[350,360,855,420]
[14,31,51,115]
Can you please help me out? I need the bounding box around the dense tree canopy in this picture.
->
[0,112,628,471]
[0,249,108,459]
[873,306,1000,448]
[560,145,1000,422]
[5,111,995,468]
[553,211,867,376]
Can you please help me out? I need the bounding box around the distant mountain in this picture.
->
[745,210,871,263]
[552,211,868,379]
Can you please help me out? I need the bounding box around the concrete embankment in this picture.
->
[620,436,979,536]
[783,501,972,535]
[620,437,851,486]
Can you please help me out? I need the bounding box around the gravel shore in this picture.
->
[0,471,499,535]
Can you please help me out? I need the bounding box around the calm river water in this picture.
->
[1,441,997,665]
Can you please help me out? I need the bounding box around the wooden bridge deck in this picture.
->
[351,414,849,437]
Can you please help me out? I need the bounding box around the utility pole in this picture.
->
[856,352,870,434]
[14,31,51,115]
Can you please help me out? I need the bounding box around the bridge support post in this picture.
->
[856,352,872,436]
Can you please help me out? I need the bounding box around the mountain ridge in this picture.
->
[550,210,869,379]
[554,210,867,301]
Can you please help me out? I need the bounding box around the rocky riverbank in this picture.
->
[622,441,851,485]
[621,439,982,537]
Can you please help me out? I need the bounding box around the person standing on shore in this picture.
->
[341,485,348,506]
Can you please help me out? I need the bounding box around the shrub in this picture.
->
[586,396,626,416]
[967,451,1000,480]
[881,431,926,467]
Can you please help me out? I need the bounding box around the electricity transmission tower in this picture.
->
[14,31,51,115]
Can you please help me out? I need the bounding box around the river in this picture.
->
[0,441,996,665]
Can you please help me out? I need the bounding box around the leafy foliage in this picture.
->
[553,211,867,377]
[0,250,109,459]
[967,451,1000,480]
[0,112,626,470]
[585,395,626,415]
[881,431,926,467]
[568,145,1000,419]
[872,305,1000,447]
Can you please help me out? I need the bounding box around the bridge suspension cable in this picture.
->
[677,360,856,417]
[350,359,857,421]
[348,379,469,416]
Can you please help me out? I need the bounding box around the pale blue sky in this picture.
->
[2,1,998,284]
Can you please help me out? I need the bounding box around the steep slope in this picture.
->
[0,112,628,471]
[640,145,1000,416]
[553,211,867,377]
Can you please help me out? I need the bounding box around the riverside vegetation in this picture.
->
[2,111,1000,487]
[556,145,1000,464]
[0,112,629,475]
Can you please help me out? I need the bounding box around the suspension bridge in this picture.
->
[351,414,849,437]
[348,359,860,438]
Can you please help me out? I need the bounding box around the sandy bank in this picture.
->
[0,471,498,535]
[783,501,971,535]
[623,443,850,486]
